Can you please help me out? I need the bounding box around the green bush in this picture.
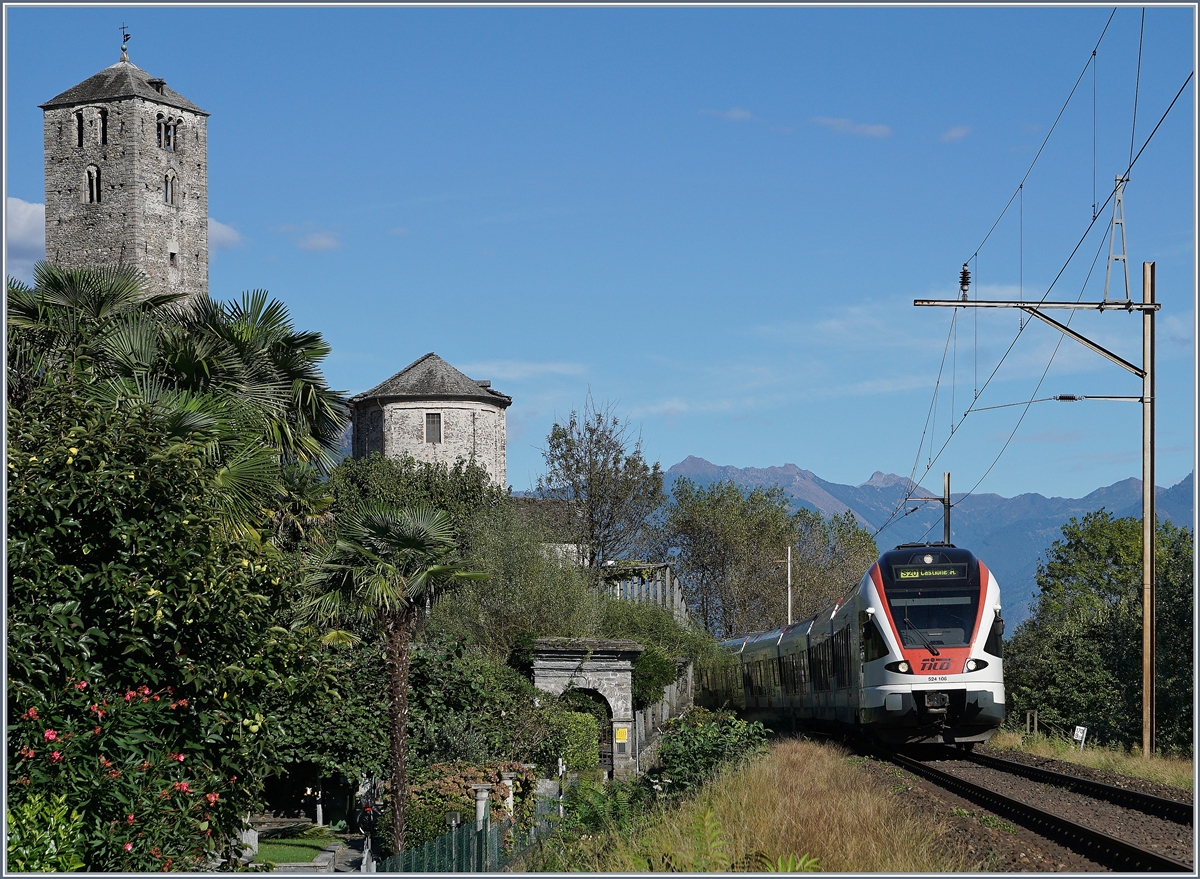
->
[653,707,768,793]
[6,792,86,872]
[632,646,680,710]
[7,385,290,870]
[543,708,600,772]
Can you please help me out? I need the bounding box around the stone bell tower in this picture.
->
[40,35,209,302]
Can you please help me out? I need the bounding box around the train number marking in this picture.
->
[919,658,952,672]
[926,676,948,682]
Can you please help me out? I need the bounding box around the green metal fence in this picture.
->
[378,797,558,873]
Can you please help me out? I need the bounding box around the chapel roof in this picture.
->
[40,60,208,115]
[350,353,512,409]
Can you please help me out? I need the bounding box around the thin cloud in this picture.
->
[5,197,45,280]
[813,116,892,138]
[207,217,243,252]
[941,125,971,143]
[274,221,341,252]
[458,360,586,381]
[702,107,754,122]
[300,231,341,252]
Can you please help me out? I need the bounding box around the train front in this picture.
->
[859,545,1005,746]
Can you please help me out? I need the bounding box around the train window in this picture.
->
[860,612,889,662]
[887,590,979,648]
[984,614,1005,657]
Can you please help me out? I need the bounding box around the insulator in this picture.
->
[959,263,971,295]
[1054,394,1081,402]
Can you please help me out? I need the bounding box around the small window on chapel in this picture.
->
[99,109,108,145]
[425,413,442,444]
[84,165,101,204]
[75,112,84,147]
[169,251,177,267]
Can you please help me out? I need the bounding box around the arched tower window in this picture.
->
[84,165,101,204]
[156,115,178,151]
[75,112,84,147]
[99,109,108,145]
[163,172,178,206]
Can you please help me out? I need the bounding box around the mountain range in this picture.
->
[665,456,1194,625]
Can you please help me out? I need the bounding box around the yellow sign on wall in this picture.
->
[615,728,628,742]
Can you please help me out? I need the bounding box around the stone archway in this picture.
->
[532,638,643,779]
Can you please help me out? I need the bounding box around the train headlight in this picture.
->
[964,659,988,672]
[966,659,977,671]
[884,660,911,674]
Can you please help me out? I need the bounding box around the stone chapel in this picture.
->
[349,353,511,489]
[40,42,209,302]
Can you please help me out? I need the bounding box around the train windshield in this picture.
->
[880,549,981,649]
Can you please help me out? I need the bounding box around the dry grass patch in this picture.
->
[591,737,967,872]
[989,731,1193,791]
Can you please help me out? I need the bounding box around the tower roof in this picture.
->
[40,60,208,115]
[350,353,512,408]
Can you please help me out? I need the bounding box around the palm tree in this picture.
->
[7,263,349,534]
[298,505,487,853]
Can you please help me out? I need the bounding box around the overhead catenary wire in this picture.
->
[875,67,1194,539]
[1129,8,1145,169]
[966,8,1117,263]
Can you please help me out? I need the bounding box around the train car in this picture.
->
[699,543,1005,748]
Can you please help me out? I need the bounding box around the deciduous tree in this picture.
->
[1004,511,1193,753]
[536,396,665,568]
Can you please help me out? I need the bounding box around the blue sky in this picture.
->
[5,6,1195,501]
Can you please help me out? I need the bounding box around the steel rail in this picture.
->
[964,752,1193,826]
[888,752,1192,872]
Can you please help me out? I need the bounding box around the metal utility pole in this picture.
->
[786,545,793,626]
[1140,261,1155,758]
[909,472,953,544]
[915,262,1159,756]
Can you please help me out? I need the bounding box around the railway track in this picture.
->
[886,749,1193,872]
[962,751,1194,825]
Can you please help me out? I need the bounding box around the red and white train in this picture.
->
[698,544,1006,748]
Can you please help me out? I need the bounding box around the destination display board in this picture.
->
[892,563,967,581]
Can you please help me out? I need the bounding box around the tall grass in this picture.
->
[988,731,1194,791]
[580,737,968,872]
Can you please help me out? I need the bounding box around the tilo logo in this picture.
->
[920,658,952,672]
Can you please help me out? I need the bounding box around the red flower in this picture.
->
[43,729,58,742]
[75,680,89,691]
[205,792,219,805]
[172,781,192,794]
[107,768,122,779]
[139,685,151,696]
[127,814,136,825]
[139,760,151,771]
[18,746,35,759]
[150,846,161,858]
[21,707,38,721]
[123,842,133,852]
[93,726,102,735]
[50,751,63,763]
[17,776,30,787]
[162,858,172,871]
[125,691,136,702]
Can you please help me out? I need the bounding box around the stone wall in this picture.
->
[44,97,208,302]
[352,399,507,488]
